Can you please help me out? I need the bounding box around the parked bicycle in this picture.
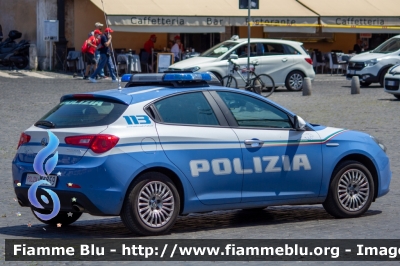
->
[221,54,275,97]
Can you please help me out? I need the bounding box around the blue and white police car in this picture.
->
[13,72,391,236]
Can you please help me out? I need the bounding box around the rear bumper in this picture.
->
[14,187,107,215]
[12,152,144,215]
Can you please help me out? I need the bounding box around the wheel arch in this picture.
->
[331,154,379,201]
[378,65,394,82]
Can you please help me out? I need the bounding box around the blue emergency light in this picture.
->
[121,72,212,83]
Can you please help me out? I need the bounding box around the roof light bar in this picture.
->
[163,73,211,81]
[123,72,213,83]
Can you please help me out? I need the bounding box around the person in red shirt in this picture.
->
[144,34,157,54]
[83,29,101,79]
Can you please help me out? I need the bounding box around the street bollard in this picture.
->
[127,49,133,74]
[351,76,360,94]
[302,77,312,96]
[29,44,38,70]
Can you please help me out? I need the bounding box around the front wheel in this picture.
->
[323,160,374,218]
[222,75,238,88]
[394,95,400,100]
[121,172,180,236]
[253,74,275,97]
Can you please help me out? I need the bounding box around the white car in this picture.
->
[347,35,400,87]
[384,64,400,99]
[168,36,315,91]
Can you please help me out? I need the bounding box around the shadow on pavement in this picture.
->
[0,206,381,238]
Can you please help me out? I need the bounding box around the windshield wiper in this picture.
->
[35,120,55,128]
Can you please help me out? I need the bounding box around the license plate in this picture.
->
[387,80,395,86]
[25,174,57,187]
[349,70,356,75]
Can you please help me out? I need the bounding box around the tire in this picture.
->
[285,71,304,91]
[14,56,29,69]
[394,95,400,100]
[253,74,275,97]
[121,172,180,236]
[360,81,371,87]
[379,68,390,87]
[30,208,82,226]
[323,160,374,218]
[222,75,238,88]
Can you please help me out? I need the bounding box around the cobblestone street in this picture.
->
[0,71,399,265]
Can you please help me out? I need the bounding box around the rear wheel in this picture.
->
[285,71,304,91]
[323,160,374,218]
[121,172,180,235]
[253,74,275,97]
[14,56,29,69]
[222,75,238,88]
[30,208,82,226]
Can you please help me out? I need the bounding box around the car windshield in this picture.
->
[200,41,238,57]
[373,38,400,53]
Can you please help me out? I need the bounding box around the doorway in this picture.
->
[180,33,221,53]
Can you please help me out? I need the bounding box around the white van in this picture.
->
[347,35,400,87]
[168,36,315,91]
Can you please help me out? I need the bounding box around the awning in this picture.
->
[90,0,318,33]
[298,0,400,33]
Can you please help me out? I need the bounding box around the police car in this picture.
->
[13,72,391,236]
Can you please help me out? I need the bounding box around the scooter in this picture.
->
[0,39,30,69]
[0,30,22,53]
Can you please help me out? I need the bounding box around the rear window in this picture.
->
[35,99,128,128]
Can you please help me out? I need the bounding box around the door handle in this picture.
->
[282,58,288,62]
[244,139,264,147]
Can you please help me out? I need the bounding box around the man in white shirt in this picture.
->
[171,38,181,63]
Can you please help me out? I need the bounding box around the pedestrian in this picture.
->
[0,24,3,42]
[171,37,181,62]
[89,27,117,83]
[144,34,157,54]
[83,29,101,79]
[89,22,107,78]
[353,39,368,54]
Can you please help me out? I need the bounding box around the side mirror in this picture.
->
[293,115,306,131]
[230,54,238,60]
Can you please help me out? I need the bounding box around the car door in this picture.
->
[257,43,292,86]
[211,91,323,202]
[153,91,243,205]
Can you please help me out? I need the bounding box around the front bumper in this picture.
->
[346,73,379,83]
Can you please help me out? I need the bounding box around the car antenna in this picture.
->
[100,0,121,90]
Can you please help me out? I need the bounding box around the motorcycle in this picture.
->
[0,31,30,69]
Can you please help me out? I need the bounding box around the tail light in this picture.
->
[17,133,31,149]
[65,134,119,153]
[305,58,313,65]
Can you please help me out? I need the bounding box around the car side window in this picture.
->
[264,43,285,56]
[284,44,301,55]
[216,91,292,128]
[154,92,220,126]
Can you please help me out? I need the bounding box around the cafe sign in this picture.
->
[107,16,318,27]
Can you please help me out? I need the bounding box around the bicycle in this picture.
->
[221,56,275,97]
